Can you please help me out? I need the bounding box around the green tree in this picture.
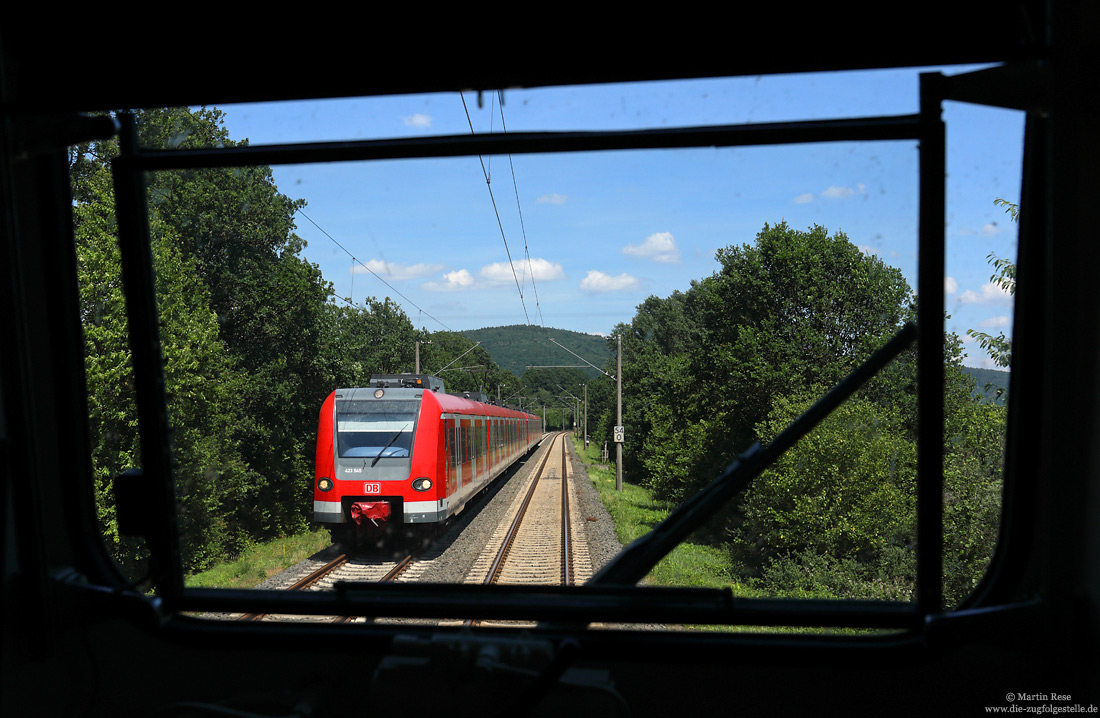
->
[942,395,1006,607]
[71,106,346,566]
[966,199,1018,368]
[136,108,330,539]
[738,393,917,569]
[731,392,917,600]
[73,145,252,573]
[603,291,706,499]
[320,299,416,389]
[633,222,913,504]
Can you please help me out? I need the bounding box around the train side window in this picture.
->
[81,67,1027,628]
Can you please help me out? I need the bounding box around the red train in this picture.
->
[313,374,543,547]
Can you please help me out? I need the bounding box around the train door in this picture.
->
[460,417,472,487]
[492,418,500,467]
[444,417,457,496]
[475,417,485,481]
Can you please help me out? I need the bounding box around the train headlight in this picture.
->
[412,477,432,492]
[317,477,333,492]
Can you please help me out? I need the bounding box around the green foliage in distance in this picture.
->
[597,221,1006,607]
[73,128,253,574]
[739,393,917,573]
[417,330,522,404]
[71,107,423,574]
[461,325,611,379]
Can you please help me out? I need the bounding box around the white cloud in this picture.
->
[536,193,567,204]
[580,270,640,293]
[859,245,880,257]
[479,257,565,284]
[822,184,865,199]
[621,232,681,263]
[355,259,444,281]
[978,315,1012,329]
[793,183,867,203]
[403,113,432,128]
[959,281,1013,305]
[958,222,1004,237]
[959,222,1003,236]
[422,269,474,292]
[945,276,958,294]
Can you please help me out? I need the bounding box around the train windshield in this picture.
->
[335,399,420,459]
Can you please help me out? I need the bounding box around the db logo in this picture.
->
[363,482,382,494]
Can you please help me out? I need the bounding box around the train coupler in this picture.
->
[349,501,392,528]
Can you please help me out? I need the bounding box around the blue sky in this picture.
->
[217,67,1023,368]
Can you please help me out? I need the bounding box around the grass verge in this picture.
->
[571,437,891,635]
[186,528,331,589]
[571,436,754,593]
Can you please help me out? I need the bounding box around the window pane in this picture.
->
[74,69,1022,624]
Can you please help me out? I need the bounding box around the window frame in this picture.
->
[107,69,1031,630]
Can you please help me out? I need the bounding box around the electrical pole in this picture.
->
[583,383,588,449]
[415,339,431,374]
[616,333,623,492]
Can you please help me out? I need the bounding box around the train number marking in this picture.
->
[363,482,382,494]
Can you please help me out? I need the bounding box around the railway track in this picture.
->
[462,433,591,626]
[232,433,594,626]
[238,552,413,623]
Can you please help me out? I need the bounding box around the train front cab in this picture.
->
[313,381,445,544]
[315,382,543,545]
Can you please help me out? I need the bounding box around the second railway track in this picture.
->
[466,432,592,588]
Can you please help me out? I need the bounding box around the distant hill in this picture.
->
[962,366,1010,405]
[465,325,1011,405]
[460,325,612,379]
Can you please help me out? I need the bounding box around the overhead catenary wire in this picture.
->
[495,91,546,328]
[295,208,455,333]
[461,92,531,327]
[464,92,562,374]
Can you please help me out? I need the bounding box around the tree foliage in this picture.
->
[599,221,1006,606]
[73,123,254,572]
[461,325,610,379]
[608,223,913,506]
[71,107,421,573]
[966,199,1018,369]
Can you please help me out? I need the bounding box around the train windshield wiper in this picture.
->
[370,424,410,467]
